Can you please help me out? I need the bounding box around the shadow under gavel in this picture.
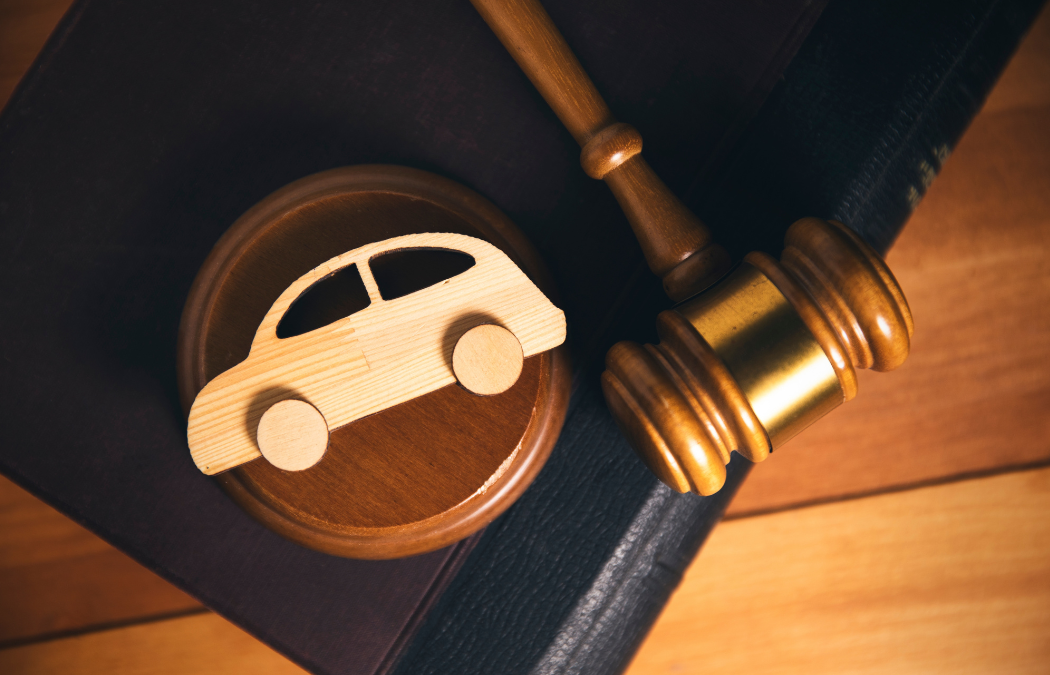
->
[472,0,913,495]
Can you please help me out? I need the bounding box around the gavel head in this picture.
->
[602,218,913,495]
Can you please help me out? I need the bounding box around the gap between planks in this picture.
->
[626,466,1050,675]
[1,465,1047,674]
[0,476,202,646]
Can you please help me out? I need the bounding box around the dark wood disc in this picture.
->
[176,166,571,559]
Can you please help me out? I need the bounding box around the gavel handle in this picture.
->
[470,0,730,301]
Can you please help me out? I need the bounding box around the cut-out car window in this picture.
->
[370,248,476,301]
[276,263,372,339]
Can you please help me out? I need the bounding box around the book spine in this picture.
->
[393,0,1045,673]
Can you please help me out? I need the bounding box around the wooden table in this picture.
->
[1,1,1048,672]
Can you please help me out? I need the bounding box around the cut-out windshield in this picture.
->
[276,263,372,339]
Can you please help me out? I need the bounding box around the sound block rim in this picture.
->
[176,165,571,559]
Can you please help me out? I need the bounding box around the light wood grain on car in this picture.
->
[187,231,566,475]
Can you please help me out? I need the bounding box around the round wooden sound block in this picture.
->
[176,166,570,559]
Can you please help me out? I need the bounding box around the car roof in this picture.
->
[254,232,522,342]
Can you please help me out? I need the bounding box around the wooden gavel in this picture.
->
[472,0,913,495]
[471,0,732,302]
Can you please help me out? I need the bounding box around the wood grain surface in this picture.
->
[0,613,305,674]
[0,0,72,104]
[1,0,1048,672]
[0,477,201,646]
[179,169,571,559]
[628,468,1050,675]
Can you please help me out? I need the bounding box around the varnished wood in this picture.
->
[0,613,305,675]
[604,218,912,496]
[178,165,571,558]
[0,476,201,644]
[0,0,75,105]
[5,470,1048,675]
[628,468,1050,675]
[453,324,524,395]
[470,0,731,301]
[186,231,565,475]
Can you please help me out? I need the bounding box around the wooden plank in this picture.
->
[728,3,1050,515]
[628,466,1050,675]
[8,467,1045,675]
[0,476,201,645]
[0,0,76,106]
[0,475,111,570]
[0,613,307,674]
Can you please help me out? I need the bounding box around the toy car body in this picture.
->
[187,232,566,474]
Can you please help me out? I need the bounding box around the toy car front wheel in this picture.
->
[256,399,330,471]
[452,324,524,396]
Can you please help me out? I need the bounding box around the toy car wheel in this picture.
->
[256,399,330,471]
[453,324,524,396]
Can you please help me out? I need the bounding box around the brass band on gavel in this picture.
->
[467,0,914,496]
[602,218,913,495]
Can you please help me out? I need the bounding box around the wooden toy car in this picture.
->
[187,232,566,474]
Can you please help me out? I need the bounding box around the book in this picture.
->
[0,0,1040,673]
